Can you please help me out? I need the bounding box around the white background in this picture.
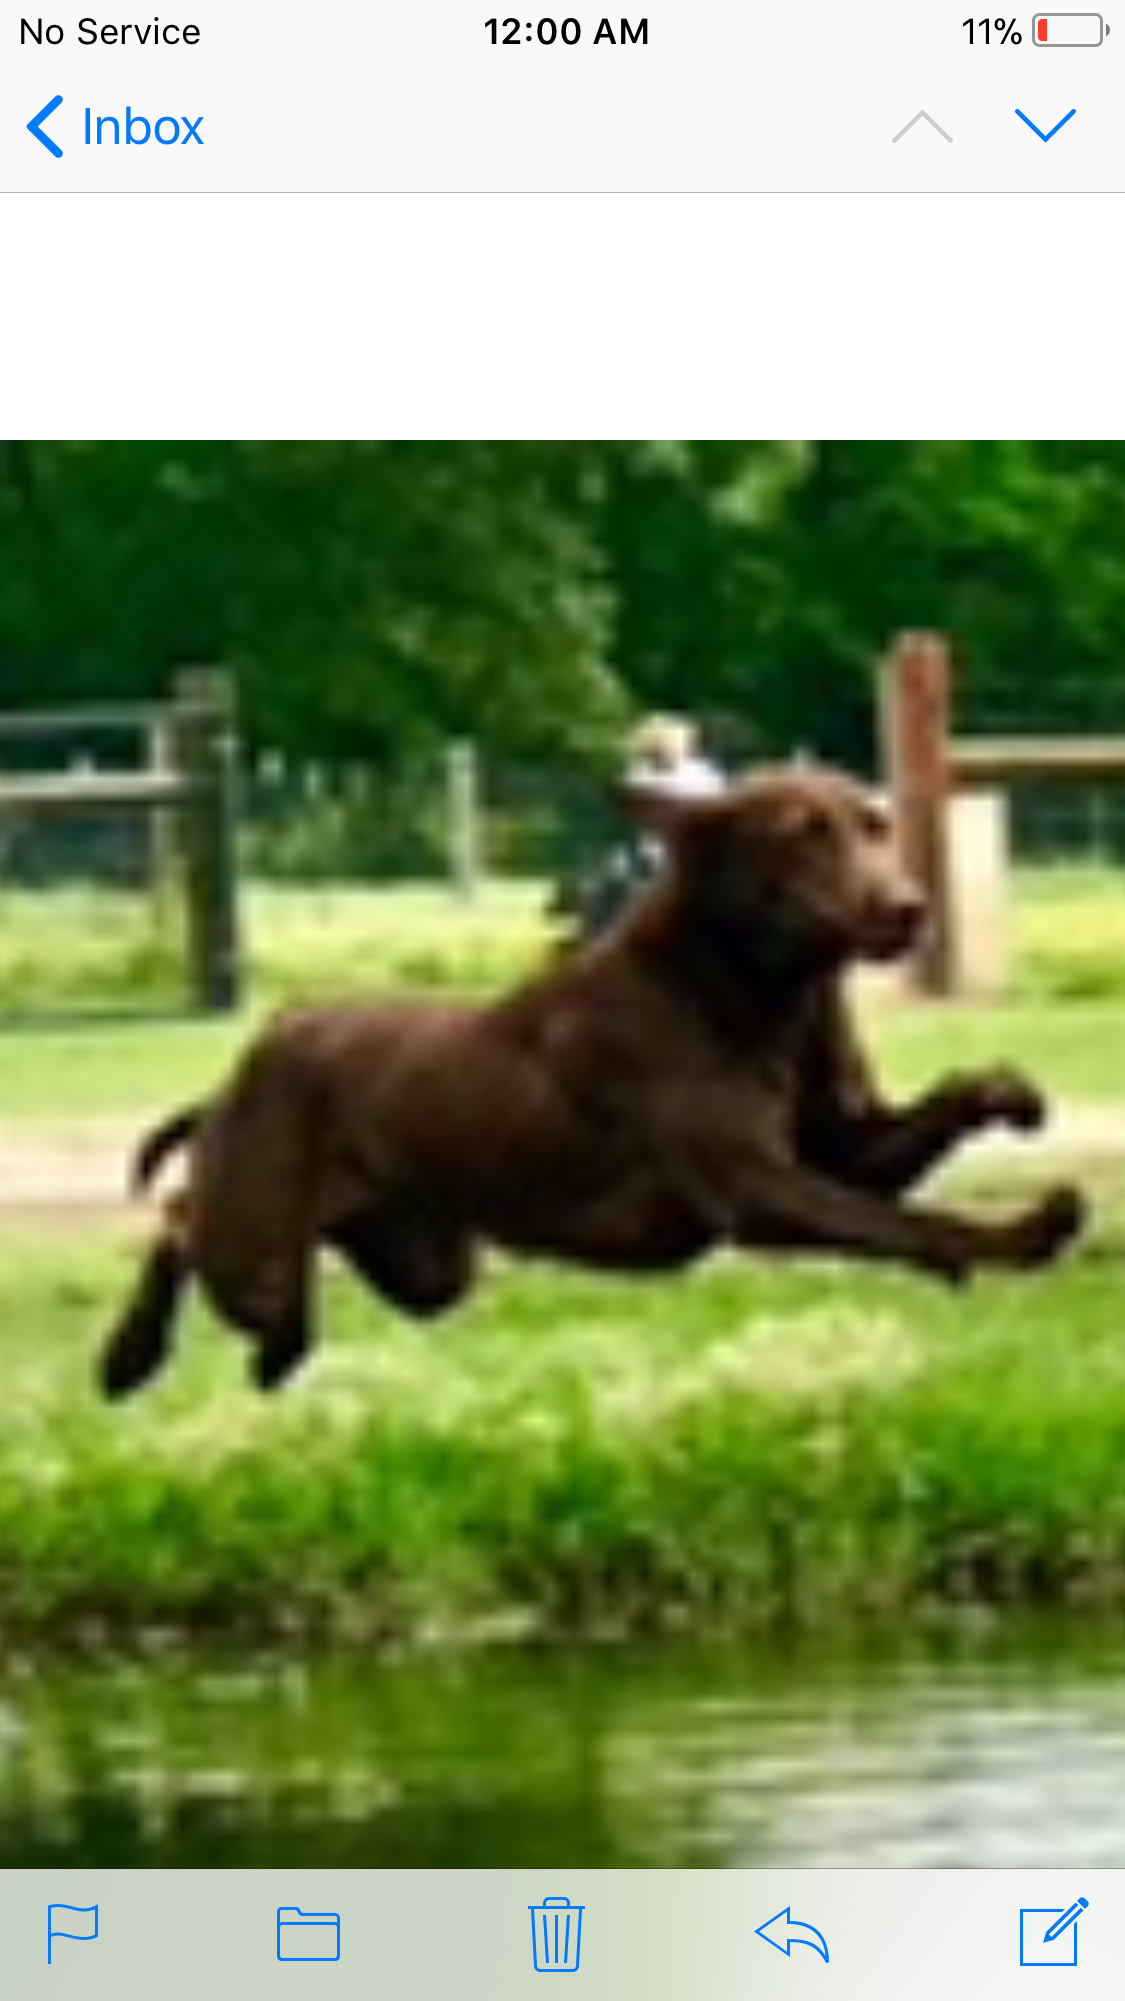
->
[2,195,1119,438]
[2,0,1120,434]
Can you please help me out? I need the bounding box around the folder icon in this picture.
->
[276,1907,341,1961]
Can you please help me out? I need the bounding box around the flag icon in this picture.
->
[47,1904,99,1964]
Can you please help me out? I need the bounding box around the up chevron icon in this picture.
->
[892,109,953,143]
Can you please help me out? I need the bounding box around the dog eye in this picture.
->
[783,805,833,844]
[858,802,891,840]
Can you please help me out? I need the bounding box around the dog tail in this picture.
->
[131,1105,204,1195]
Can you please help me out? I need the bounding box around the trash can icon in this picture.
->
[530,1896,584,1971]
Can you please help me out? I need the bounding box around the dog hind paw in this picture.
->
[97,1320,170,1399]
[250,1335,310,1392]
[1013,1184,1087,1267]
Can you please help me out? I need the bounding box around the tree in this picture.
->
[6,440,1125,776]
[0,442,621,757]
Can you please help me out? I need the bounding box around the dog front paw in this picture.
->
[1011,1184,1086,1268]
[971,1066,1048,1134]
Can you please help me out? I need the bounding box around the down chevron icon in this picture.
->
[1015,107,1077,139]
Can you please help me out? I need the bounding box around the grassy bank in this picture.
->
[5,865,1125,1650]
[5,1153,1125,1647]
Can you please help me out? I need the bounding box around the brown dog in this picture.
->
[100,764,1084,1397]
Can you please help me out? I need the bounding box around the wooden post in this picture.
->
[446,739,482,902]
[147,708,178,922]
[879,632,954,995]
[173,670,242,1011]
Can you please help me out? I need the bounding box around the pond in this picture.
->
[6,1625,1125,1867]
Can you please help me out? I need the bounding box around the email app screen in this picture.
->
[2,0,1124,1989]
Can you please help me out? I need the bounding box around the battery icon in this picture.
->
[1032,12,1106,40]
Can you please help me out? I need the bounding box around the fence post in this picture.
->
[147,707,178,923]
[173,670,242,1011]
[446,739,482,901]
[879,632,954,995]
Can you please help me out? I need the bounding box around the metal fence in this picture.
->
[0,735,622,896]
[0,709,160,887]
[956,658,1125,863]
[0,679,240,1011]
[226,747,619,890]
[7,723,1125,898]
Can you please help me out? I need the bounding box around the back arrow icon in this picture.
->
[755,1908,830,1963]
[28,94,63,158]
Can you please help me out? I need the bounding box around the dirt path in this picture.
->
[0,1121,137,1227]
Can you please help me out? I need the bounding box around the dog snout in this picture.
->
[865,877,927,957]
[889,881,926,936]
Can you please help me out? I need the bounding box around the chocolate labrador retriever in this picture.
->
[99,764,1084,1397]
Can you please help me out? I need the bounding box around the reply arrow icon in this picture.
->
[28,94,63,157]
[755,1907,830,1963]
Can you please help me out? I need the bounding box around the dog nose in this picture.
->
[891,885,926,934]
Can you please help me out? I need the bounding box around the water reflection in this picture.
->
[5,1627,1125,1867]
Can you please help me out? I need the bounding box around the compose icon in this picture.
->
[530,1896,584,1972]
[276,1906,341,1961]
[1019,1898,1088,1968]
[47,1903,98,1965]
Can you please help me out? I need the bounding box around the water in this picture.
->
[5,1627,1125,1868]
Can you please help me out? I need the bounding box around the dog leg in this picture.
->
[195,1241,317,1392]
[242,1259,315,1392]
[835,1067,1047,1195]
[233,1252,317,1392]
[729,1162,1085,1283]
[331,1211,477,1318]
[98,1230,188,1398]
[251,1308,313,1391]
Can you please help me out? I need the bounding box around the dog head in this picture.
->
[661,764,925,973]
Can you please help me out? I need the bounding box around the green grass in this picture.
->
[1017,862,1125,1001]
[5,863,1125,1650]
[6,866,1125,1120]
[0,878,546,1011]
[5,1157,1125,1648]
[7,991,1125,1125]
[0,881,547,1120]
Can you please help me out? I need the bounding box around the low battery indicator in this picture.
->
[1033,12,1106,40]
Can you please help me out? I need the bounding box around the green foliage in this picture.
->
[6,442,1125,771]
[0,443,619,759]
[5,1183,1125,1649]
